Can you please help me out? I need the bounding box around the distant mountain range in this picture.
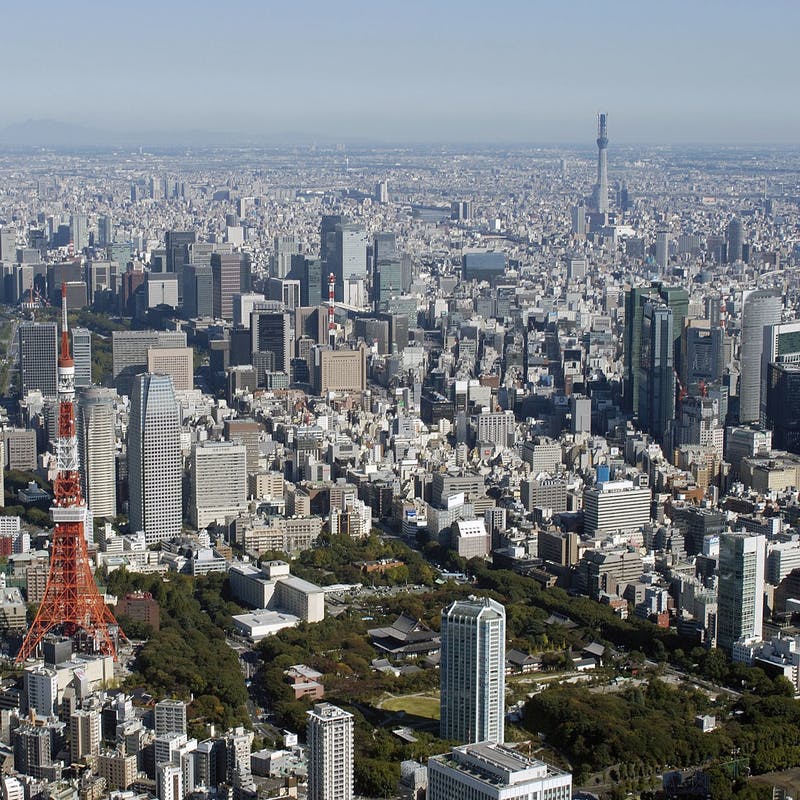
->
[0,119,324,149]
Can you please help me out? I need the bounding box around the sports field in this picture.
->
[379,693,440,720]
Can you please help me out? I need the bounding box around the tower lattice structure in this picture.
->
[17,286,123,662]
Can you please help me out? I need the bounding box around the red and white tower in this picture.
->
[17,285,123,662]
[328,272,336,349]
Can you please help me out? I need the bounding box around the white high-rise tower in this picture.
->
[717,531,765,654]
[306,703,353,800]
[740,289,782,424]
[440,596,506,744]
[127,373,181,544]
[77,388,117,519]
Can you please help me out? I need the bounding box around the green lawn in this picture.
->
[380,693,441,720]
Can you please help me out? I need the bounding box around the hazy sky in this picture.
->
[5,0,799,144]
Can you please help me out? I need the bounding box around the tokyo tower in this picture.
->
[17,285,123,662]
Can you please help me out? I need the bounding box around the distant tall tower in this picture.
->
[593,112,609,214]
[440,596,506,745]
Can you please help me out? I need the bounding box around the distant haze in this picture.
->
[3,0,799,146]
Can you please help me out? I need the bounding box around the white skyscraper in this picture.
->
[190,441,247,529]
[739,289,782,424]
[77,388,117,519]
[128,374,182,544]
[72,328,92,388]
[717,531,766,654]
[306,703,353,800]
[440,597,506,745]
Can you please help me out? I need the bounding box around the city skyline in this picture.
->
[1,1,799,146]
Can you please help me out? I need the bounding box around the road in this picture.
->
[226,636,280,742]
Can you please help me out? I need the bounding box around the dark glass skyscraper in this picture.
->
[19,321,58,396]
[373,232,402,310]
[638,300,675,446]
[766,362,800,454]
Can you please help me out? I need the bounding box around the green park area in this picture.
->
[379,692,440,720]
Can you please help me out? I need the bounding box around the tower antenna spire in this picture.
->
[593,112,609,215]
[17,284,124,662]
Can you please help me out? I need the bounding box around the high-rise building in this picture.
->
[211,252,247,320]
[682,323,723,392]
[146,347,193,392]
[373,233,402,310]
[623,286,656,413]
[128,374,182,544]
[306,702,353,800]
[70,707,101,764]
[765,363,800,454]
[183,264,214,318]
[582,479,651,537]
[311,346,367,395]
[624,284,687,413]
[98,750,137,791]
[112,330,187,397]
[12,723,52,779]
[717,531,765,654]
[739,289,782,424]
[273,235,299,279]
[331,224,368,301]
[428,742,572,800]
[97,215,114,248]
[656,284,689,373]
[155,699,187,737]
[440,597,505,745]
[77,388,118,519]
[592,113,609,215]
[25,665,58,718]
[224,418,263,474]
[570,204,587,236]
[638,300,674,445]
[726,217,744,263]
[761,319,800,424]
[156,763,183,800]
[190,441,247,529]
[374,180,389,203]
[70,213,89,251]
[165,231,195,274]
[72,328,92,388]
[300,257,323,308]
[267,277,301,309]
[251,310,292,375]
[320,214,343,270]
[19,322,58,396]
[655,230,669,271]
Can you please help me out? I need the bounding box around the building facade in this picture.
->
[440,597,505,745]
[306,703,353,800]
[127,374,182,544]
